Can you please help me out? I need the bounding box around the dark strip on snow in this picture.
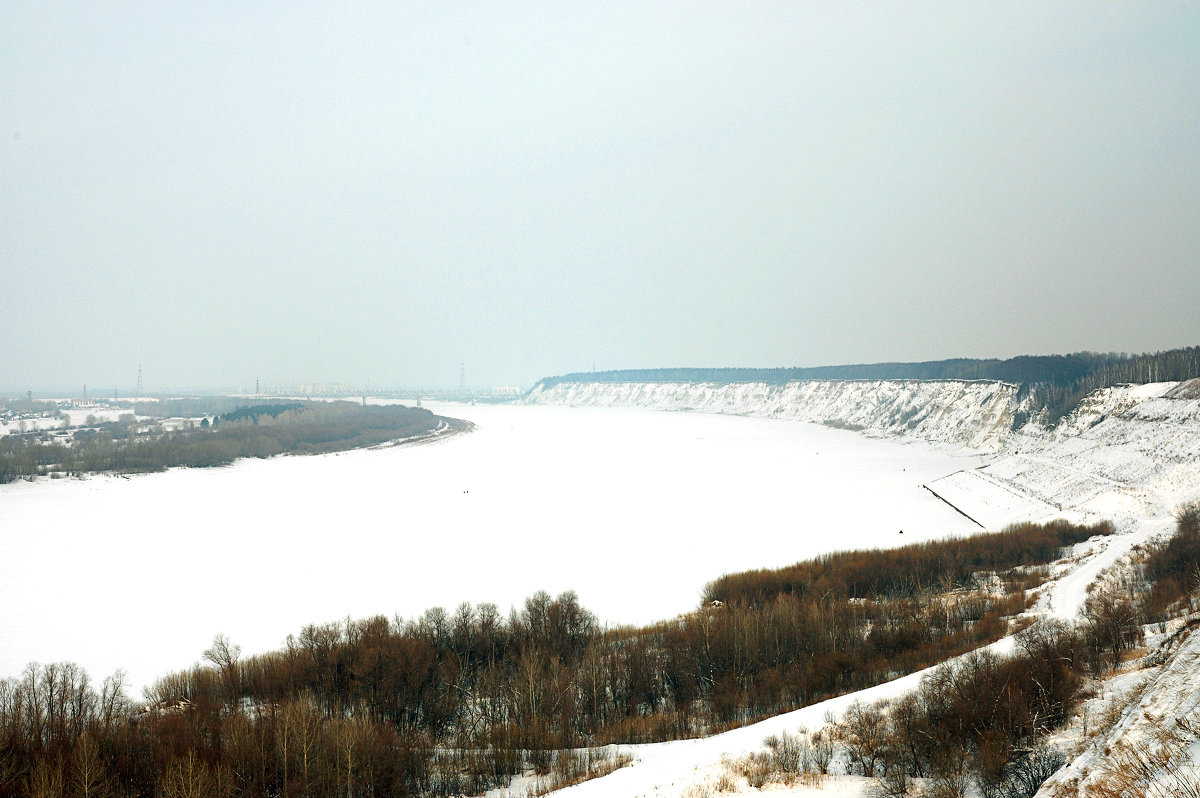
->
[922,482,987,529]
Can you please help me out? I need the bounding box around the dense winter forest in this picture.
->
[3,515,1170,798]
[537,345,1200,422]
[0,402,457,483]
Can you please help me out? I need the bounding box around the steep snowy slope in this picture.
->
[1037,614,1200,796]
[986,382,1200,525]
[518,522,1168,798]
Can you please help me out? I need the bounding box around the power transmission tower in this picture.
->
[137,364,143,394]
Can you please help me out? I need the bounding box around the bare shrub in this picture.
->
[712,769,738,792]
[875,760,915,797]
[1083,586,1143,671]
[528,746,553,776]
[680,783,714,798]
[1000,743,1066,798]
[841,700,889,777]
[738,751,775,788]
[763,729,807,775]
[927,742,971,798]
[811,727,835,774]
[523,747,634,797]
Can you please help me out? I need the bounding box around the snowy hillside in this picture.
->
[984,380,1200,529]
[1037,609,1200,796]
[524,377,1200,797]
[510,522,1177,798]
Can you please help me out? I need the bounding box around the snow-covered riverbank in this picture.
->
[517,379,1200,796]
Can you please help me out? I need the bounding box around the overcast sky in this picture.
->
[3,2,1198,392]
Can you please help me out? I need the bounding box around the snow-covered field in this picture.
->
[0,402,982,699]
[0,403,138,435]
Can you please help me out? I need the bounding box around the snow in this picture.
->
[517,379,1200,796]
[530,379,1200,532]
[4,377,1199,793]
[923,468,1058,529]
[998,383,1200,521]
[1035,518,1174,621]
[1039,619,1200,795]
[0,403,138,431]
[0,402,982,699]
[528,380,1019,452]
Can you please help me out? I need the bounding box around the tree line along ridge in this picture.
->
[535,345,1200,424]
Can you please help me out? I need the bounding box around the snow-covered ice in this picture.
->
[530,378,1200,529]
[0,402,982,699]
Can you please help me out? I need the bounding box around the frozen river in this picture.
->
[0,402,983,698]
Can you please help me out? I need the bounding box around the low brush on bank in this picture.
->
[703,519,1111,607]
[0,519,1109,797]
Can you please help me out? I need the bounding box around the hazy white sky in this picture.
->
[3,1,1198,392]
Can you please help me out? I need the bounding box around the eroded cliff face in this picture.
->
[525,379,1021,451]
[526,378,1200,524]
